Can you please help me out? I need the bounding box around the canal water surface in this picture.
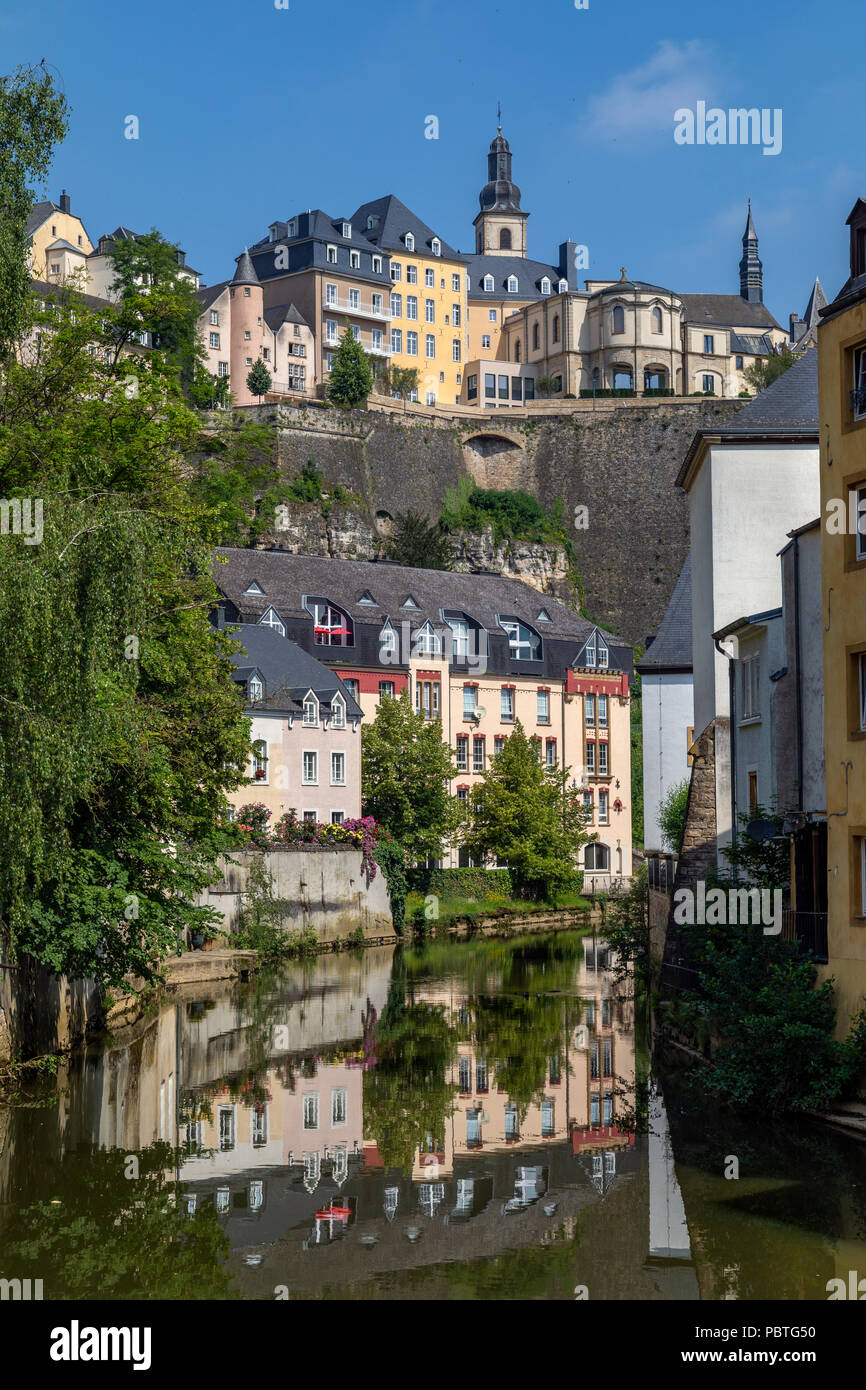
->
[1,931,866,1300]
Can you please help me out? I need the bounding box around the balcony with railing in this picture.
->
[324,295,392,322]
[782,908,828,962]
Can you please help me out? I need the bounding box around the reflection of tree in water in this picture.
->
[1,1142,236,1300]
[659,1057,866,1298]
[472,991,570,1121]
[363,953,458,1175]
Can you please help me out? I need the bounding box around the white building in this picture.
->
[676,349,820,857]
[636,558,694,853]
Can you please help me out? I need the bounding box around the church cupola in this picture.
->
[473,112,529,258]
[739,200,763,303]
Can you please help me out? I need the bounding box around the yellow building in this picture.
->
[26,190,93,283]
[351,196,468,406]
[819,196,866,1031]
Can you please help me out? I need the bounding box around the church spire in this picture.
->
[473,118,530,256]
[739,200,763,303]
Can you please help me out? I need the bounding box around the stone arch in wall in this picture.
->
[461,431,526,489]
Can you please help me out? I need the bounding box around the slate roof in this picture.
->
[350,195,464,262]
[226,623,362,718]
[680,293,782,331]
[232,248,258,285]
[635,556,692,673]
[44,238,86,254]
[214,547,617,642]
[250,209,372,255]
[676,348,819,487]
[592,279,674,298]
[26,201,59,237]
[31,278,113,312]
[466,253,565,300]
[263,302,309,332]
[196,281,229,312]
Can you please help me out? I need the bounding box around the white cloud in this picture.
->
[583,40,723,144]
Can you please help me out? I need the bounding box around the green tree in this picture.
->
[0,63,69,363]
[245,358,272,399]
[389,365,419,410]
[108,228,215,404]
[361,691,459,865]
[743,346,797,394]
[0,285,252,989]
[327,324,373,406]
[464,722,588,901]
[659,777,690,853]
[536,375,560,398]
[386,509,453,570]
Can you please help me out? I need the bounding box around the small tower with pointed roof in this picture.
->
[230,247,266,405]
[739,201,763,304]
[473,109,529,257]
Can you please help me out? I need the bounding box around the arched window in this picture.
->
[483,274,495,292]
[507,274,518,293]
[585,842,610,871]
[612,305,625,334]
[499,227,512,250]
[501,618,541,661]
[540,277,551,295]
[252,739,268,780]
[308,599,353,646]
[558,278,569,294]
[431,238,441,257]
[405,232,415,251]
[651,306,663,333]
[532,322,540,350]
[552,314,560,343]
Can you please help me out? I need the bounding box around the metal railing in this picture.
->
[324,296,392,321]
[782,908,828,962]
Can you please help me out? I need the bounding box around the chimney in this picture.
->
[558,240,578,289]
[789,312,805,344]
[59,189,70,214]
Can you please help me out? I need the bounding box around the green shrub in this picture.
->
[420,866,513,900]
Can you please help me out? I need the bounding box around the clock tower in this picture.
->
[473,115,529,258]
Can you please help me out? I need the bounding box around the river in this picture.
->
[1,931,865,1301]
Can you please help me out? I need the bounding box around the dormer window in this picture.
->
[405,232,415,252]
[308,599,353,646]
[483,274,495,292]
[400,595,420,609]
[431,238,441,257]
[248,675,263,703]
[558,278,568,294]
[414,621,441,655]
[357,590,377,605]
[537,609,552,623]
[581,629,610,669]
[540,278,551,295]
[501,618,541,661]
[244,580,266,596]
[259,606,285,636]
[342,222,352,239]
[379,619,397,655]
[350,250,360,269]
[288,220,297,238]
[331,693,346,729]
[367,215,376,230]
[303,693,319,726]
[326,244,338,264]
[372,255,382,274]
[507,275,518,293]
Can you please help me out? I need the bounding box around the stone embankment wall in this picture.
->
[0,956,101,1066]
[197,846,393,941]
[236,396,745,644]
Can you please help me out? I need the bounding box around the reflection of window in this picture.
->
[505,1105,519,1139]
[590,1093,600,1125]
[218,1107,235,1152]
[331,1089,347,1125]
[541,1100,554,1136]
[590,1041,600,1079]
[303,1151,320,1187]
[249,1180,264,1211]
[252,1107,268,1146]
[419,1182,445,1216]
[384,1186,399,1219]
[458,1057,471,1092]
[475,1060,488,1093]
[603,1039,612,1076]
[303,1093,319,1129]
[216,1186,231,1213]
[603,1092,613,1125]
[333,1146,348,1183]
[466,1109,482,1146]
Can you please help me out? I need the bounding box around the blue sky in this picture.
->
[12,0,862,321]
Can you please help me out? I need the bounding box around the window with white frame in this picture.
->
[599,788,609,822]
[218,1106,235,1151]
[251,1107,268,1147]
[537,689,550,723]
[252,739,268,781]
[259,606,285,635]
[342,678,359,703]
[331,752,346,786]
[302,750,318,784]
[326,282,337,306]
[209,332,219,349]
[372,255,382,274]
[545,739,557,769]
[326,319,338,344]
[248,675,263,703]
[425,298,435,323]
[326,244,338,264]
[303,1093,319,1129]
[483,274,495,292]
[453,304,461,326]
[350,250,360,269]
[586,741,596,774]
[456,735,468,770]
[598,693,608,727]
[391,328,402,353]
[390,293,402,319]
[342,222,351,239]
[741,654,761,719]
[854,484,866,559]
[507,275,518,293]
[414,622,441,655]
[501,687,515,721]
[494,735,505,756]
[379,680,395,701]
[209,309,219,325]
[598,637,609,668]
[406,295,418,320]
[351,325,360,342]
[406,265,417,284]
[303,694,318,726]
[349,287,360,309]
[482,334,491,349]
[541,277,551,294]
[463,685,477,717]
[426,268,435,287]
[473,736,485,772]
[502,619,540,660]
[583,789,593,816]
[405,232,414,252]
[310,600,352,646]
[585,693,596,726]
[452,339,461,362]
[331,810,344,824]
[379,621,396,657]
[390,261,402,282]
[331,1088,347,1125]
[598,742,609,775]
[431,238,441,256]
[331,694,346,728]
[407,331,418,355]
[426,333,436,357]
